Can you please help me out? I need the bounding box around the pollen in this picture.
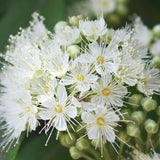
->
[101,87,111,96]
[96,56,105,65]
[76,74,85,82]
[54,104,63,113]
[96,116,105,126]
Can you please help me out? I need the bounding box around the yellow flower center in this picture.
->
[24,106,31,113]
[96,117,105,126]
[96,56,105,65]
[54,104,63,113]
[101,1,108,7]
[76,74,85,82]
[142,79,147,86]
[102,87,111,96]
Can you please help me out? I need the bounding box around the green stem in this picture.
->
[81,153,95,160]
[117,142,124,160]
[136,137,144,150]
[87,147,101,160]
[104,146,112,160]
[146,133,151,152]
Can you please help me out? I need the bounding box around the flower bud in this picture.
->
[156,106,160,116]
[69,146,81,159]
[69,15,84,26]
[152,56,160,68]
[141,98,157,112]
[153,24,160,37]
[121,108,131,120]
[67,45,80,58]
[144,119,159,134]
[116,4,128,16]
[91,139,101,148]
[129,94,143,108]
[60,133,76,147]
[76,138,89,150]
[131,111,144,125]
[127,124,140,137]
[54,21,68,32]
[107,14,121,25]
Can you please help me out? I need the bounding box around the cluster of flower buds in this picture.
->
[67,0,129,26]
[0,12,160,159]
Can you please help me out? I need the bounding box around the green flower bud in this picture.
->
[69,15,84,26]
[127,124,140,137]
[121,108,131,120]
[67,45,80,58]
[152,56,160,68]
[69,146,81,159]
[141,98,157,112]
[131,111,145,125]
[60,133,76,147]
[156,106,160,116]
[54,21,68,32]
[129,94,143,108]
[91,139,101,148]
[107,14,121,25]
[144,119,159,134]
[116,4,128,16]
[76,138,89,150]
[153,24,160,37]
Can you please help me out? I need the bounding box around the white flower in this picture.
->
[132,149,160,160]
[55,25,80,46]
[89,0,116,15]
[112,56,144,86]
[26,12,49,44]
[134,17,151,46]
[27,74,57,100]
[137,67,160,96]
[42,40,70,78]
[81,105,120,154]
[0,90,38,151]
[150,39,160,56]
[78,41,118,75]
[91,73,127,107]
[79,17,107,41]
[5,33,42,79]
[38,85,77,145]
[60,62,98,92]
[106,26,131,45]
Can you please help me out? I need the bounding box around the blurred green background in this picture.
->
[0,0,160,160]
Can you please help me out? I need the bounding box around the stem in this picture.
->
[135,137,144,150]
[87,147,101,160]
[117,142,124,160]
[81,153,95,160]
[146,133,151,152]
[104,146,112,160]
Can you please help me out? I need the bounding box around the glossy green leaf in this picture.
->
[0,0,65,52]
[16,132,71,160]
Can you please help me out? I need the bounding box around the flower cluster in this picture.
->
[0,13,160,159]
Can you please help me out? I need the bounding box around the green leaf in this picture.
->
[6,133,25,160]
[16,132,71,160]
[0,131,25,160]
[0,0,65,52]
